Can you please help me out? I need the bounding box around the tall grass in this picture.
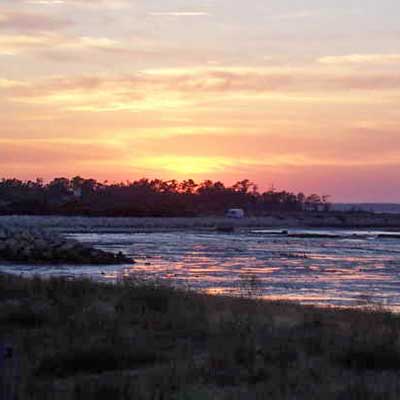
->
[1,273,400,399]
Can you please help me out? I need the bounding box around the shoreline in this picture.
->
[1,217,400,312]
[1,213,400,234]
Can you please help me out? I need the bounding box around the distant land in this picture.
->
[333,203,400,214]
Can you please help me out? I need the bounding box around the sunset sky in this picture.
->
[1,0,400,201]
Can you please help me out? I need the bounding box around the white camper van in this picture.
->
[226,208,245,219]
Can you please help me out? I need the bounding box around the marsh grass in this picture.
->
[237,273,263,299]
[2,273,400,399]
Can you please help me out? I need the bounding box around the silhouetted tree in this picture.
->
[0,176,330,217]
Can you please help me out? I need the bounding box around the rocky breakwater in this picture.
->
[0,227,133,265]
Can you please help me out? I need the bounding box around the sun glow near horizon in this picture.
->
[134,156,235,176]
[1,0,400,201]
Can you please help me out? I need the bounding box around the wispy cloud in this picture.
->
[269,11,318,20]
[0,34,55,55]
[0,9,71,32]
[0,33,128,56]
[0,78,28,88]
[23,0,129,8]
[24,0,65,5]
[148,11,210,17]
[319,54,400,65]
[3,67,400,116]
[0,140,126,173]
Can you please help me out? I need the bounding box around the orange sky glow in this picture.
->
[1,0,400,201]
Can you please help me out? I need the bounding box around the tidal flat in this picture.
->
[2,216,400,309]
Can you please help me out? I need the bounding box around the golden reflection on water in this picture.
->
[47,231,400,309]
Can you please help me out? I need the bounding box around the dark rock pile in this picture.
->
[0,227,133,265]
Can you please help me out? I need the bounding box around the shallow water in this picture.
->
[3,229,400,309]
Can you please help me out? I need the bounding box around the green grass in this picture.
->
[2,273,400,399]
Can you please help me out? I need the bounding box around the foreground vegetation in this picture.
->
[1,274,400,399]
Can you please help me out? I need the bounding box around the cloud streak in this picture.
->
[3,67,400,113]
[0,33,129,56]
[148,11,210,17]
[24,0,65,5]
[269,11,319,20]
[319,54,400,65]
[21,0,129,8]
[0,9,71,32]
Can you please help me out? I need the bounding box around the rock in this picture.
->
[18,231,34,242]
[59,242,79,252]
[53,237,67,247]
[21,247,33,259]
[0,227,132,265]
[6,238,18,250]
[33,238,48,250]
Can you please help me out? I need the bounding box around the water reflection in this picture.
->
[3,229,400,309]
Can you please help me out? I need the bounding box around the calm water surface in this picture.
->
[3,229,400,309]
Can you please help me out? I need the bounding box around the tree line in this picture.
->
[0,177,331,216]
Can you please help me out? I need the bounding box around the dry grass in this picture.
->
[1,273,400,399]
